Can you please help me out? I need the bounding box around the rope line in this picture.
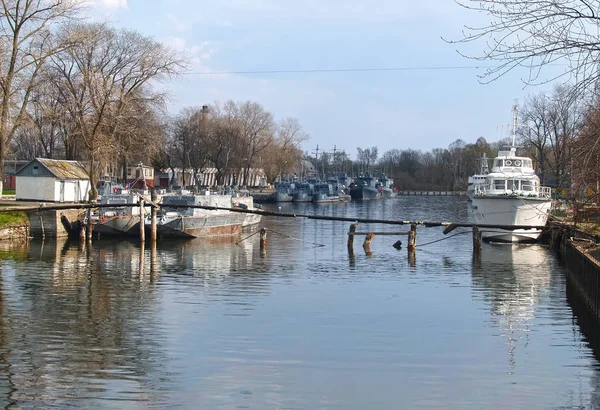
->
[235,229,262,245]
[416,231,471,248]
[269,228,326,247]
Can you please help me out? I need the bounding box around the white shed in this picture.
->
[15,158,90,202]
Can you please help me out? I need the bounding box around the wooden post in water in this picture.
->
[150,189,157,242]
[363,232,375,250]
[348,223,358,252]
[139,198,145,243]
[86,208,92,241]
[407,223,417,266]
[407,223,417,251]
[259,228,267,252]
[472,226,482,253]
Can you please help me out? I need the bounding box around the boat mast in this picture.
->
[512,103,518,147]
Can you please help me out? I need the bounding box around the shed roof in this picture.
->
[17,158,89,180]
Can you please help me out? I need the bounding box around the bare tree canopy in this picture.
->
[449,0,600,91]
[0,0,85,192]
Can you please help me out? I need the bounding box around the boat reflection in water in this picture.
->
[471,243,551,370]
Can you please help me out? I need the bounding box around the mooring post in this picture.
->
[79,224,85,241]
[150,189,157,242]
[363,232,375,249]
[472,226,482,253]
[259,228,267,252]
[408,223,417,251]
[348,223,358,252]
[139,198,145,243]
[150,240,157,283]
[86,208,92,241]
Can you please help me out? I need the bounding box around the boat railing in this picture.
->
[474,184,552,199]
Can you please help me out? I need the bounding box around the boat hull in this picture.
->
[293,192,312,202]
[94,215,141,236]
[472,196,552,243]
[270,192,293,202]
[156,213,245,239]
[350,186,381,200]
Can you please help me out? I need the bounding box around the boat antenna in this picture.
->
[511,103,518,147]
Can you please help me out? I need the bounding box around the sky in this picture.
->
[88,0,563,159]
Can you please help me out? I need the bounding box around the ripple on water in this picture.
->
[0,198,594,408]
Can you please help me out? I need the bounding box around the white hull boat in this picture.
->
[472,105,552,243]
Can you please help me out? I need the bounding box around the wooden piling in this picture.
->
[363,232,375,249]
[139,198,145,243]
[150,189,157,242]
[86,208,92,241]
[348,223,358,252]
[259,228,267,252]
[407,223,417,251]
[472,226,482,253]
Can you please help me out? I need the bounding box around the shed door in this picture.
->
[59,181,65,202]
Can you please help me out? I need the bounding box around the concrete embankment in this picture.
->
[554,226,600,318]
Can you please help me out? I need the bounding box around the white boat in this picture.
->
[472,106,552,243]
[466,153,489,201]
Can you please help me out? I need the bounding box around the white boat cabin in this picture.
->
[475,148,551,198]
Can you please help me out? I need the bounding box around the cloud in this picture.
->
[162,36,214,70]
[167,13,189,32]
[87,0,127,9]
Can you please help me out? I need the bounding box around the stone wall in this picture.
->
[27,209,84,238]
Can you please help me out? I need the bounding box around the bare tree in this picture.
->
[0,0,85,192]
[235,100,274,187]
[449,0,600,92]
[171,106,210,188]
[49,23,186,199]
[261,117,308,182]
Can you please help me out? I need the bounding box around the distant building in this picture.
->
[15,158,90,202]
[126,163,154,189]
[155,167,267,189]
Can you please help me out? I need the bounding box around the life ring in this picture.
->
[504,159,512,166]
[514,160,522,166]
[113,186,118,193]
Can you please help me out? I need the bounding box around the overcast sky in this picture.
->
[89,0,563,158]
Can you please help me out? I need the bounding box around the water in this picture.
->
[0,196,597,409]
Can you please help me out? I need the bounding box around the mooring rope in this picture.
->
[416,230,471,247]
[269,228,326,247]
[235,229,262,245]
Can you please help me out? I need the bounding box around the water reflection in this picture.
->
[472,243,552,371]
[0,196,595,408]
[0,238,174,408]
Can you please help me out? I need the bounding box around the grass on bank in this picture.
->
[0,208,28,228]
[2,189,15,195]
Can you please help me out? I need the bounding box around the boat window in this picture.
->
[494,159,500,167]
[508,180,519,191]
[522,181,533,191]
[494,180,505,190]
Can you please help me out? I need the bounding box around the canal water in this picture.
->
[0,196,597,409]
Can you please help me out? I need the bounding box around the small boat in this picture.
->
[92,182,148,237]
[349,172,381,200]
[152,193,258,239]
[472,106,552,243]
[231,190,262,230]
[292,181,314,202]
[378,174,396,198]
[467,153,490,201]
[269,181,296,202]
[312,182,341,203]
